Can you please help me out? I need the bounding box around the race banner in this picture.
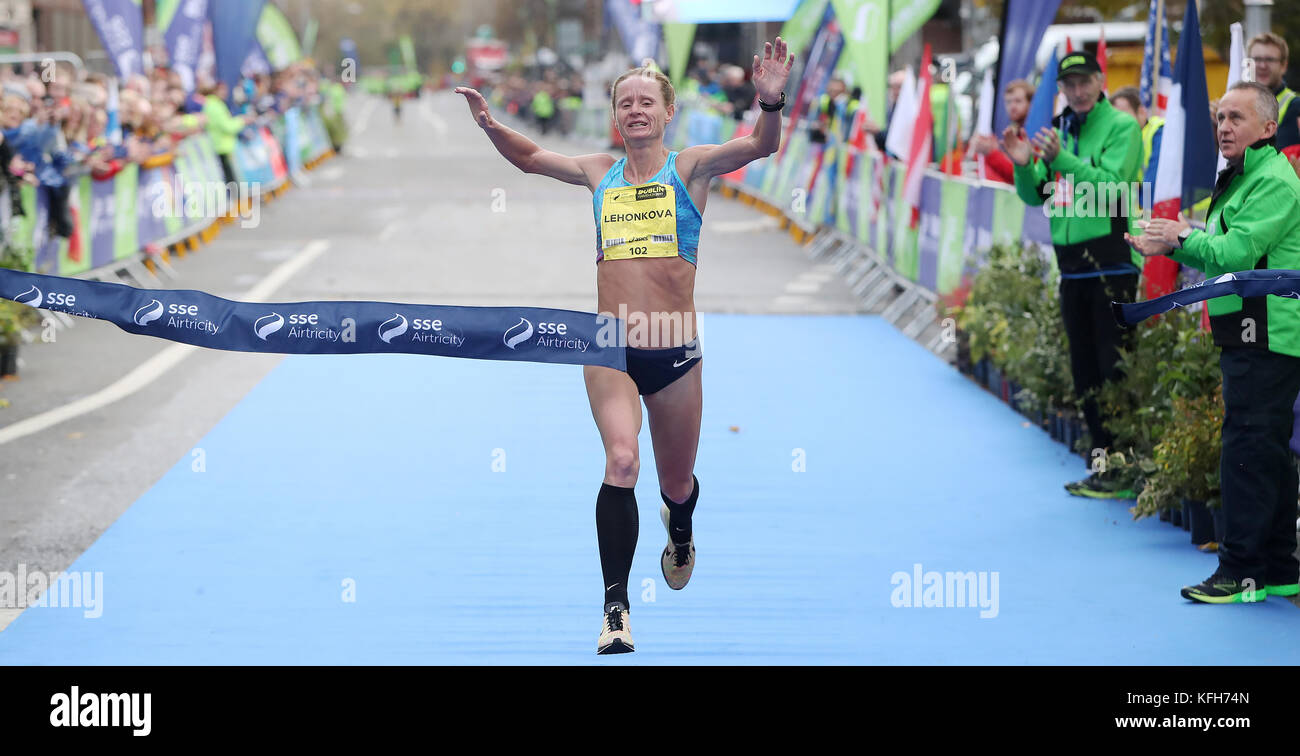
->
[160,0,209,93]
[0,270,629,371]
[1114,270,1300,327]
[83,0,145,79]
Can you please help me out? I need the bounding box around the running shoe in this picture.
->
[1265,582,1300,598]
[1064,472,1134,499]
[1180,571,1267,604]
[660,503,695,590]
[597,605,634,655]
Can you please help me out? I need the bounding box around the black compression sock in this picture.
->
[596,482,638,612]
[661,475,699,546]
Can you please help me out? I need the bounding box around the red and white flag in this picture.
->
[903,44,934,230]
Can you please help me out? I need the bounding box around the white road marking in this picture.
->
[421,100,449,136]
[710,217,780,234]
[0,240,330,447]
[379,222,401,242]
[352,97,379,137]
[784,280,823,294]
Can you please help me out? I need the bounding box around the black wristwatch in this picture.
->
[758,92,786,112]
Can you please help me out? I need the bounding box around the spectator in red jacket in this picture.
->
[969,78,1032,184]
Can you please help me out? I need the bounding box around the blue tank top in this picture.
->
[592,151,703,266]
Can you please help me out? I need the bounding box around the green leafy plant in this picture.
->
[956,242,1075,412]
[0,232,39,347]
[1099,308,1222,482]
[1134,387,1223,519]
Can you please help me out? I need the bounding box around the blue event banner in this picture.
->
[0,270,627,371]
[1113,269,1300,327]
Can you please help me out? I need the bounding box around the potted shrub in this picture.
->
[0,238,37,378]
[1099,308,1222,503]
[1134,390,1223,545]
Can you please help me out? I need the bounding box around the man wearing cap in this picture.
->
[1002,51,1144,498]
[1128,81,1300,604]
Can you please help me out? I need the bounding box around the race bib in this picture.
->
[600,181,679,260]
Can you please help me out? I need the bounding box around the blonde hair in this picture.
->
[1004,79,1034,100]
[1248,32,1289,64]
[610,67,674,112]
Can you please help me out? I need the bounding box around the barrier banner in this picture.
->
[90,177,117,269]
[937,178,969,294]
[991,187,1026,248]
[964,184,995,277]
[234,130,275,188]
[916,174,943,289]
[284,106,304,178]
[263,126,288,182]
[0,269,629,371]
[113,163,140,261]
[62,178,89,275]
[137,165,172,245]
[1022,201,1053,249]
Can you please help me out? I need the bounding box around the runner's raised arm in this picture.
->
[454,86,613,190]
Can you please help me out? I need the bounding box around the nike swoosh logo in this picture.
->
[673,358,694,368]
[606,583,619,591]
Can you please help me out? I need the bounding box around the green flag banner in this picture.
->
[991,187,1026,247]
[664,23,696,91]
[302,18,319,59]
[779,0,830,56]
[829,0,887,131]
[400,35,418,74]
[889,0,941,53]
[156,0,180,33]
[113,163,140,262]
[258,4,303,70]
[936,179,969,294]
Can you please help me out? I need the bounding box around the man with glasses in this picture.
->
[1248,33,1299,151]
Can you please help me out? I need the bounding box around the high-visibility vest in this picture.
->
[1279,86,1297,121]
[1141,115,1164,176]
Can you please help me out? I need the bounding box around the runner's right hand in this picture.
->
[454,87,495,130]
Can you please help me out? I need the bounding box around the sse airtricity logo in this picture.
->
[379,314,409,344]
[254,313,285,340]
[14,285,43,309]
[134,300,164,326]
[504,317,534,349]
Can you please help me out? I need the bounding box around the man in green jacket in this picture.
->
[1003,52,1144,498]
[1130,81,1300,604]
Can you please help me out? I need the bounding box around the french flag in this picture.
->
[1146,0,1217,300]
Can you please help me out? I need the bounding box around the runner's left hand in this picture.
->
[753,37,794,104]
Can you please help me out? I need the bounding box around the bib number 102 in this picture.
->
[630,246,648,255]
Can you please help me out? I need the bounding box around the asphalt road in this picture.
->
[0,92,862,628]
